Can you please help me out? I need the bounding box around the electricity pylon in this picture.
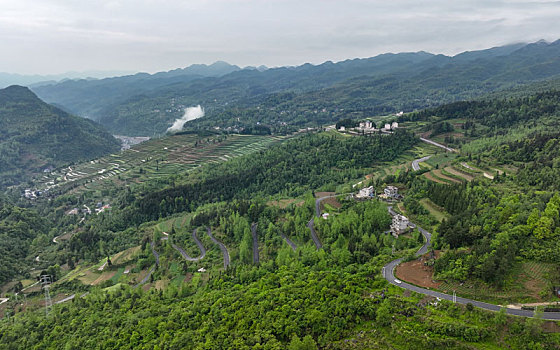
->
[40,275,52,316]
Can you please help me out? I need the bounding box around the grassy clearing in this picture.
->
[444,166,474,181]
[433,169,462,184]
[419,198,449,222]
[437,261,557,304]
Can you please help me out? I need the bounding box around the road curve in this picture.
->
[382,212,560,320]
[412,155,432,171]
[171,229,206,262]
[308,193,351,250]
[251,223,259,264]
[207,227,230,268]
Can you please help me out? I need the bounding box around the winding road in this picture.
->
[412,155,432,171]
[171,229,206,262]
[251,223,259,264]
[307,193,351,250]
[382,211,560,320]
[207,227,230,268]
[135,241,160,287]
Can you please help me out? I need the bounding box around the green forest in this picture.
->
[2,49,560,349]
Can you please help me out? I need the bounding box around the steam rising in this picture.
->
[167,105,204,132]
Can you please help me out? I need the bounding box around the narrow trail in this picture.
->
[206,227,230,268]
[171,229,206,262]
[251,223,259,264]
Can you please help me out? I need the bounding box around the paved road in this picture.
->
[382,213,560,320]
[279,230,298,251]
[207,227,230,268]
[136,241,160,287]
[307,218,323,250]
[308,193,351,250]
[419,137,456,153]
[251,223,259,264]
[171,229,206,262]
[412,155,432,171]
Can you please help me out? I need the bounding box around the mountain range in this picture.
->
[29,39,560,136]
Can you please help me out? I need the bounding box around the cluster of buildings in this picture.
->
[23,189,45,199]
[353,184,411,236]
[338,120,400,133]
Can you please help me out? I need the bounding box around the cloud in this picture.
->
[0,0,559,74]
[167,105,204,133]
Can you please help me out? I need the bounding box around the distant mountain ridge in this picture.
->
[32,39,560,136]
[31,61,243,119]
[0,85,120,188]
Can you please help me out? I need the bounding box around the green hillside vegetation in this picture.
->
[2,83,560,349]
[0,86,120,188]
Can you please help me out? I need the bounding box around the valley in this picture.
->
[1,42,560,349]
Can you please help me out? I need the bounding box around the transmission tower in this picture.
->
[40,275,53,316]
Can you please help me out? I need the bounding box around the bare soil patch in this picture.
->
[395,255,442,289]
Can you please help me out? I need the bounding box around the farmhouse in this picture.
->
[391,214,410,237]
[356,186,374,199]
[384,186,399,198]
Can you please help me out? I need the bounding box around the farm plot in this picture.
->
[33,134,288,197]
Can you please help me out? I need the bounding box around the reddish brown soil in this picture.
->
[395,254,442,289]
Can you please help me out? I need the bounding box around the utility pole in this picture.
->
[40,275,53,316]
[453,290,457,303]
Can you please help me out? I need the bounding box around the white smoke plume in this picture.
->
[167,105,204,132]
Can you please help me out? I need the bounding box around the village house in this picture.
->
[391,214,410,237]
[356,186,374,199]
[384,186,399,198]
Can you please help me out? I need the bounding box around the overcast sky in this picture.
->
[1,0,559,75]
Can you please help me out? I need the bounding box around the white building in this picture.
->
[339,126,346,131]
[384,186,399,198]
[391,122,399,129]
[356,186,374,199]
[391,214,410,237]
[384,123,391,130]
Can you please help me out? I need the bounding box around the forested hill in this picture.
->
[31,61,241,120]
[33,40,560,136]
[0,86,120,188]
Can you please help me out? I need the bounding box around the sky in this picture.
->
[1,0,559,75]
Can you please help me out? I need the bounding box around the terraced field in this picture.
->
[33,134,288,197]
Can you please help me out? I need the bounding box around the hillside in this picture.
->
[0,86,121,187]
[33,40,560,136]
[31,62,242,120]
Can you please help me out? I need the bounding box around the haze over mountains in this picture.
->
[31,40,560,136]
